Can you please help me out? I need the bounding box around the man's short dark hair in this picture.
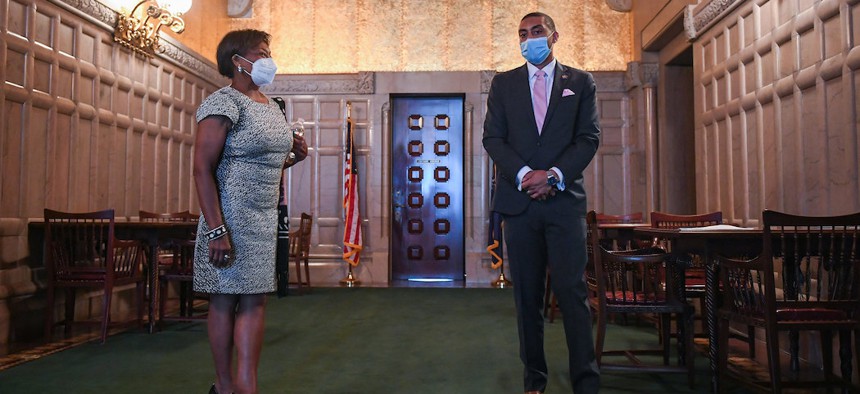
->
[215,29,272,78]
[521,12,556,32]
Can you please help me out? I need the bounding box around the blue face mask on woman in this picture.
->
[520,36,551,65]
[235,55,278,86]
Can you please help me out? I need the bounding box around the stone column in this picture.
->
[626,62,660,215]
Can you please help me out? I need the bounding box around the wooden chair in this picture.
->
[716,209,860,393]
[43,209,146,343]
[589,211,696,387]
[139,210,203,327]
[596,211,647,251]
[290,213,313,294]
[138,209,197,267]
[596,211,644,224]
[139,210,196,222]
[650,211,723,334]
[139,210,197,269]
[545,212,645,322]
[650,211,723,246]
[158,238,206,326]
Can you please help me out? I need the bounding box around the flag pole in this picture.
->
[490,221,511,288]
[340,100,361,288]
[340,266,360,287]
[487,165,511,289]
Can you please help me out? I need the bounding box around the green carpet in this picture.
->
[0,288,712,393]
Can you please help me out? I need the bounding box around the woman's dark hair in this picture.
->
[216,29,271,78]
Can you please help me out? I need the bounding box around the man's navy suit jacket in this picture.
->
[483,62,601,216]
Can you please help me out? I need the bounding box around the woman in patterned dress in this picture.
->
[193,29,307,394]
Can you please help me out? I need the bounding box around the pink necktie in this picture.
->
[533,70,547,133]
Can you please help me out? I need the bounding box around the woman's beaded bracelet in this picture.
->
[205,224,228,240]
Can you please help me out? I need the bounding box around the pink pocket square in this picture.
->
[562,89,575,97]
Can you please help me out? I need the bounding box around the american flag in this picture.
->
[343,114,362,266]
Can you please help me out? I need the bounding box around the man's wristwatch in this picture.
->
[547,172,559,188]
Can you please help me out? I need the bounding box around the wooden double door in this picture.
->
[390,95,464,282]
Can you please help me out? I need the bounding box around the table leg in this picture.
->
[706,254,719,393]
[839,330,852,389]
[147,244,158,333]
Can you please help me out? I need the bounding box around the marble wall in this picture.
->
[624,0,860,379]
[688,0,860,225]
[152,0,634,74]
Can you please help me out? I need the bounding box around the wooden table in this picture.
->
[634,227,763,393]
[29,220,198,333]
[597,222,650,250]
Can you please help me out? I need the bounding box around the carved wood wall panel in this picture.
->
[0,0,224,350]
[586,72,640,216]
[1,0,219,219]
[691,0,860,225]
[271,95,371,264]
[0,0,221,263]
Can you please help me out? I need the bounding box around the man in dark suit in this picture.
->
[482,12,601,394]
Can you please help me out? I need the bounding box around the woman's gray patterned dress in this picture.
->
[193,86,292,294]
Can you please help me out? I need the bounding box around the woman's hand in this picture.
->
[208,236,234,267]
[290,133,308,163]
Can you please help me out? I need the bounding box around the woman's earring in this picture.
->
[237,66,244,73]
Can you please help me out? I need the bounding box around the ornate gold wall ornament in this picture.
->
[114,1,190,57]
[684,0,745,40]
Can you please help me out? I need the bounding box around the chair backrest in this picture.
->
[165,239,196,275]
[720,209,860,325]
[596,248,681,307]
[299,213,313,253]
[139,210,196,222]
[650,211,722,229]
[591,226,679,311]
[139,210,198,254]
[596,212,644,224]
[595,212,645,250]
[44,209,118,280]
[587,211,679,308]
[290,213,314,257]
[763,209,860,306]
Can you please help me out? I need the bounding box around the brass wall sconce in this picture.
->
[114,0,193,57]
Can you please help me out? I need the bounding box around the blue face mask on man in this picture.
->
[520,36,552,65]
